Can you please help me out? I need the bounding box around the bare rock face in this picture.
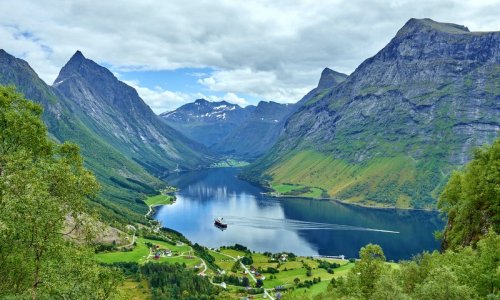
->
[251,18,500,207]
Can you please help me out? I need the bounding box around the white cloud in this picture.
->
[1,0,499,103]
[124,80,191,113]
[198,68,312,102]
[125,80,250,113]
[196,92,250,107]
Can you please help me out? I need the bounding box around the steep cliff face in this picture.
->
[54,51,215,174]
[247,19,500,208]
[161,99,255,147]
[0,49,163,223]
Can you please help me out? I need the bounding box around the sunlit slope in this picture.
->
[244,19,500,208]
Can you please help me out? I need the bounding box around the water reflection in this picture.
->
[155,168,444,260]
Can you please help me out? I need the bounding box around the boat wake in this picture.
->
[220,216,399,234]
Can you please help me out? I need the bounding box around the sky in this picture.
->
[1,0,499,113]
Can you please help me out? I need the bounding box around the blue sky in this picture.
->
[1,1,499,113]
[112,67,262,112]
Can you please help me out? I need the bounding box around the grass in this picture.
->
[220,249,247,259]
[271,183,325,198]
[267,150,418,207]
[96,238,150,264]
[156,255,202,268]
[144,194,175,206]
[95,237,191,264]
[211,159,250,168]
[117,279,150,300]
[213,249,357,291]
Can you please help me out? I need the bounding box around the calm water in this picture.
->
[154,168,444,260]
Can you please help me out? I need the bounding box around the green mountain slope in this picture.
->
[0,49,164,223]
[54,51,216,174]
[244,19,500,208]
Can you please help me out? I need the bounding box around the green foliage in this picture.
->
[0,86,121,299]
[192,243,220,272]
[316,233,499,299]
[438,138,500,249]
[241,255,254,265]
[139,263,221,300]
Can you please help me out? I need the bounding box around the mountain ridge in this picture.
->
[54,51,216,174]
[0,49,164,223]
[244,18,500,208]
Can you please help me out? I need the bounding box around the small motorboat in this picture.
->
[214,217,228,229]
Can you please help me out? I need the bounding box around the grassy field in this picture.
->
[272,183,324,198]
[156,255,202,268]
[211,159,250,168]
[117,279,150,300]
[213,249,356,292]
[267,150,417,207]
[220,248,247,259]
[145,194,175,206]
[95,237,191,264]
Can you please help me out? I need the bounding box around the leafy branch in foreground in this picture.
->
[0,86,121,299]
[438,138,499,250]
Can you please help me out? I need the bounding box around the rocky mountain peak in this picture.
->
[0,49,9,57]
[194,98,209,104]
[71,50,86,61]
[396,18,470,38]
[54,50,116,87]
[317,68,348,90]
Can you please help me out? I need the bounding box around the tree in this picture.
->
[294,277,300,285]
[413,266,473,300]
[0,86,120,299]
[353,244,387,298]
[242,276,250,287]
[256,279,263,288]
[438,138,500,249]
[231,259,241,273]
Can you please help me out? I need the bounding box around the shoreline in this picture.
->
[265,192,440,212]
[163,167,440,212]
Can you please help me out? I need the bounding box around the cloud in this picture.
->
[1,0,499,104]
[124,80,191,113]
[196,92,250,107]
[125,80,250,113]
[198,68,311,102]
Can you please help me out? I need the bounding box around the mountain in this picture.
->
[214,101,296,158]
[160,99,295,159]
[244,18,500,208]
[296,67,348,107]
[161,99,255,147]
[215,68,347,158]
[0,49,163,223]
[53,51,215,174]
[161,68,346,159]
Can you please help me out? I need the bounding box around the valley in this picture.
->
[0,10,498,300]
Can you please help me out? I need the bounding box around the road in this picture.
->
[118,230,136,249]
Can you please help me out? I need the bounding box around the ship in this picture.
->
[214,217,228,229]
